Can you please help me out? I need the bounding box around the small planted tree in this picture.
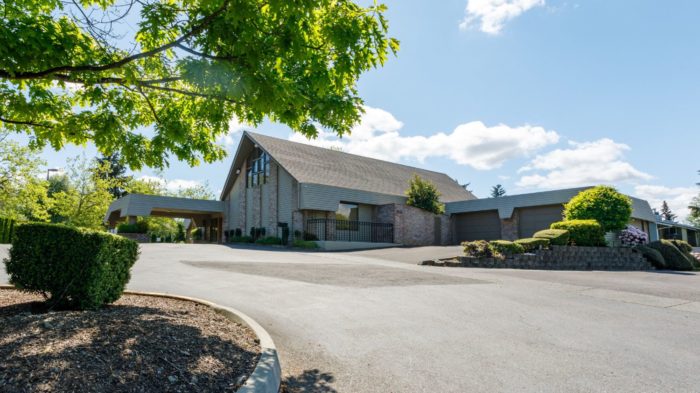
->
[405,175,445,215]
[563,186,632,232]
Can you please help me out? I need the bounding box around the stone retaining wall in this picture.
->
[423,245,651,271]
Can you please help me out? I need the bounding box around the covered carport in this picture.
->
[104,194,225,243]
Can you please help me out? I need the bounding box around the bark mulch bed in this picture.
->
[0,289,260,393]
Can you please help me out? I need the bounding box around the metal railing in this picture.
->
[305,219,394,243]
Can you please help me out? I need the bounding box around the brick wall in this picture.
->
[376,203,450,246]
[500,210,519,241]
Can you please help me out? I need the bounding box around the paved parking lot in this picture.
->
[2,243,700,392]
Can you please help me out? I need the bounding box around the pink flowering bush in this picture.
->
[619,225,648,246]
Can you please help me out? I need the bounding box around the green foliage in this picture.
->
[249,227,266,241]
[689,195,700,227]
[648,240,696,271]
[0,217,17,243]
[633,244,666,269]
[175,222,186,242]
[230,235,253,243]
[117,221,149,234]
[4,223,139,310]
[405,175,445,215]
[303,232,319,241]
[0,137,51,222]
[462,240,494,258]
[97,153,130,198]
[489,240,525,256]
[660,201,676,221]
[292,239,319,249]
[563,186,632,232]
[533,229,570,246]
[514,237,550,251]
[255,236,282,245]
[0,1,398,170]
[670,239,693,252]
[551,220,606,247]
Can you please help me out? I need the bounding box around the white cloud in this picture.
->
[289,106,559,170]
[460,0,545,34]
[634,184,698,221]
[218,116,250,146]
[516,138,653,189]
[138,175,201,193]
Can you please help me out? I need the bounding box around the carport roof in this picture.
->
[445,187,657,222]
[104,193,224,221]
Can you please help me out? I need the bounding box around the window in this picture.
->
[246,148,270,188]
[336,202,359,230]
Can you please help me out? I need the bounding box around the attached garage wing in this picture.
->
[517,204,564,238]
[453,210,501,243]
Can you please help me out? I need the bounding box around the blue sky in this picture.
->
[24,0,700,219]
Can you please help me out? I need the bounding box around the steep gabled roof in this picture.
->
[220,131,475,203]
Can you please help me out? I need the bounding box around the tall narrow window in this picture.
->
[246,148,270,188]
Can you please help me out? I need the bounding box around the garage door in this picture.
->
[453,210,501,243]
[518,205,564,238]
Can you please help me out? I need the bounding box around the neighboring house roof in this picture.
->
[220,131,476,203]
[445,186,657,222]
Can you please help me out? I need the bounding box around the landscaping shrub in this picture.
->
[234,228,242,237]
[648,240,695,271]
[0,217,16,244]
[551,220,605,247]
[292,239,319,249]
[563,186,632,232]
[250,227,266,241]
[462,240,493,258]
[4,223,139,310]
[618,225,648,246]
[230,235,254,243]
[514,237,550,252]
[255,236,283,245]
[150,233,157,243]
[117,221,148,234]
[670,240,693,253]
[303,231,319,241]
[633,244,666,269]
[489,240,525,256]
[533,229,570,246]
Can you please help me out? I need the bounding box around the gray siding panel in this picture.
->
[246,188,254,231]
[518,205,564,238]
[453,210,501,242]
[300,183,406,211]
[278,167,294,225]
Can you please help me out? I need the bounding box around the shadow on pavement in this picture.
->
[281,369,338,393]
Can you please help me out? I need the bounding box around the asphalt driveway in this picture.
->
[2,244,700,392]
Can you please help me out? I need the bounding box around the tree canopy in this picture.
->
[490,184,506,198]
[563,186,632,232]
[660,200,676,222]
[0,0,398,169]
[405,174,444,215]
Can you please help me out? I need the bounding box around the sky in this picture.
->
[20,0,700,221]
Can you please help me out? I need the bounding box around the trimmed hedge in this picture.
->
[533,229,570,246]
[0,217,16,244]
[633,245,666,269]
[670,240,693,253]
[230,235,254,243]
[117,221,148,234]
[550,220,605,247]
[255,236,283,245]
[292,239,319,249]
[4,223,139,310]
[515,237,550,251]
[563,186,632,232]
[648,240,695,271]
[462,240,494,258]
[489,240,525,256]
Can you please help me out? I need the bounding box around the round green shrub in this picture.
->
[633,244,666,269]
[5,223,139,310]
[533,229,570,246]
[648,240,695,271]
[462,240,493,258]
[670,240,693,253]
[563,186,632,232]
[489,240,525,256]
[515,237,550,251]
[550,220,606,247]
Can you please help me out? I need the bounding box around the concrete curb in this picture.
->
[0,285,281,393]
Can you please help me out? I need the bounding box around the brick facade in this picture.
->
[500,210,519,241]
[375,203,450,246]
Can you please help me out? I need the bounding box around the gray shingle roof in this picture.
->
[245,132,476,203]
[445,186,657,222]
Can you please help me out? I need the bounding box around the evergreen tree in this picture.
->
[490,184,506,198]
[97,153,130,198]
[660,201,676,221]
